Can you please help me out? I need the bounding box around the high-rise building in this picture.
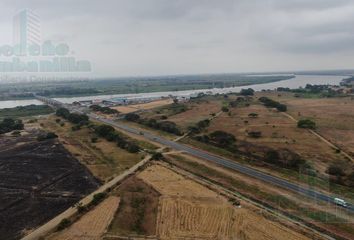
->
[13,9,41,56]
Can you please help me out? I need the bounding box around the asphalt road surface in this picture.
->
[92,115,354,212]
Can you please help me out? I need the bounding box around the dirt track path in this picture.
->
[21,155,152,240]
[281,112,354,162]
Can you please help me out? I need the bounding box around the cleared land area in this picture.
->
[206,101,347,175]
[38,116,144,181]
[107,176,160,237]
[112,98,173,114]
[273,93,354,158]
[0,132,100,240]
[164,153,354,239]
[49,196,120,240]
[137,164,311,240]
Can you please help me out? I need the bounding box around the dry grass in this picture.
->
[50,196,120,240]
[276,94,354,157]
[112,99,174,114]
[39,116,142,181]
[138,164,310,240]
[207,102,346,174]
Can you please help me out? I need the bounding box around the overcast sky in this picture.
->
[1,0,354,77]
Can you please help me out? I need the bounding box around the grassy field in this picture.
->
[38,116,144,181]
[0,105,54,118]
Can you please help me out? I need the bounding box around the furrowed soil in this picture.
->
[49,196,120,240]
[137,164,311,240]
[0,132,100,240]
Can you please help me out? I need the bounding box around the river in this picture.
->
[0,75,346,108]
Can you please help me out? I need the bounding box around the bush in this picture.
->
[37,132,58,141]
[248,131,262,138]
[248,113,258,118]
[327,164,345,176]
[90,105,119,114]
[240,88,255,96]
[209,131,236,147]
[56,108,70,119]
[221,106,229,112]
[0,118,24,134]
[152,152,164,160]
[125,113,140,122]
[297,119,316,129]
[57,218,71,231]
[68,113,89,125]
[89,192,107,206]
[126,143,140,153]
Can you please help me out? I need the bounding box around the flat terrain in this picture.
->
[137,164,311,240]
[38,116,144,181]
[107,176,160,236]
[0,132,100,240]
[112,98,173,114]
[50,196,120,240]
[271,93,354,158]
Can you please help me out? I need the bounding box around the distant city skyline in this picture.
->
[0,0,354,77]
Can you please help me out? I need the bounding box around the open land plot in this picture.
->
[49,196,120,240]
[205,101,349,175]
[0,132,100,240]
[112,98,174,114]
[38,116,144,181]
[107,176,160,237]
[163,153,354,240]
[137,164,311,240]
[271,93,354,157]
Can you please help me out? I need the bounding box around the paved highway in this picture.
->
[91,115,354,212]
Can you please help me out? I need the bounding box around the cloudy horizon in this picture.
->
[1,0,354,78]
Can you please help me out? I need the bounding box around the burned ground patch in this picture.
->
[0,134,100,240]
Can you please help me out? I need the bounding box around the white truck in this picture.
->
[334,198,347,207]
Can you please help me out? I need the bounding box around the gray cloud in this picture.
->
[0,0,354,77]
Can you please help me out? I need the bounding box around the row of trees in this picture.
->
[56,108,89,125]
[89,105,119,115]
[259,97,287,112]
[94,124,140,153]
[125,113,182,136]
[0,118,24,134]
[195,130,236,148]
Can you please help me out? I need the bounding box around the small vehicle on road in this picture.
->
[334,198,347,207]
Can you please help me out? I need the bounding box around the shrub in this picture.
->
[56,108,70,119]
[209,131,236,147]
[248,131,262,138]
[221,106,229,112]
[57,218,71,231]
[125,113,140,122]
[297,119,316,129]
[37,132,58,141]
[240,88,255,96]
[327,164,345,176]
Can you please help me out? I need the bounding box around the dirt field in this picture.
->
[274,94,354,157]
[39,116,143,181]
[137,164,310,240]
[112,99,174,114]
[49,196,120,240]
[206,101,347,175]
[0,132,100,240]
[107,176,160,236]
